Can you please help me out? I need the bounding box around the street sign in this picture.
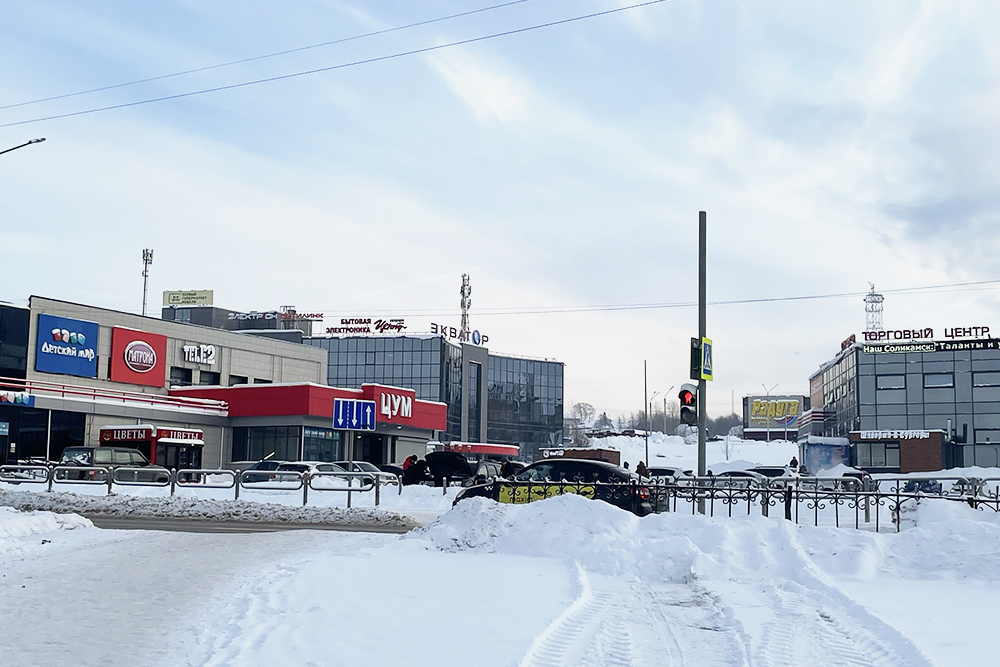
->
[701,337,713,381]
[0,422,8,436]
[333,398,377,431]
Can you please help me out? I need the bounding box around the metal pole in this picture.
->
[644,360,649,467]
[698,211,707,480]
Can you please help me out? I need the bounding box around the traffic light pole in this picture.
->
[697,211,707,481]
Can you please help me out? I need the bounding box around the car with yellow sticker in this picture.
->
[453,459,653,516]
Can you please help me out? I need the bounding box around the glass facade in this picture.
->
[306,335,565,458]
[487,354,564,461]
[0,304,29,380]
[817,344,1000,466]
[308,336,443,401]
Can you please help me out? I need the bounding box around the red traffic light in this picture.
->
[679,389,695,406]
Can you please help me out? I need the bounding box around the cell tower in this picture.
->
[864,283,884,332]
[459,274,472,342]
[141,249,154,316]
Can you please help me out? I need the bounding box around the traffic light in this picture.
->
[679,383,698,425]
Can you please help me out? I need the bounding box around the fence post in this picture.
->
[302,475,309,507]
[374,476,380,506]
[235,470,241,501]
[106,467,113,495]
[170,469,177,497]
[784,486,793,520]
[346,477,352,509]
[47,465,54,493]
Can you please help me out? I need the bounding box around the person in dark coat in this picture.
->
[635,461,649,478]
[789,456,799,469]
[402,459,428,486]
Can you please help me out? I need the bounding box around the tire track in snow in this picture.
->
[518,564,746,667]
[518,563,621,667]
[754,586,926,667]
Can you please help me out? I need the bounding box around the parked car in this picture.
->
[272,461,351,486]
[646,466,693,483]
[333,461,385,485]
[712,470,767,489]
[378,464,405,478]
[455,459,653,516]
[58,446,169,483]
[747,466,800,488]
[241,459,285,483]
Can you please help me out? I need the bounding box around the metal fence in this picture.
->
[650,475,1000,531]
[0,464,402,508]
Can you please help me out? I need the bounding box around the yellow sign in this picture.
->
[497,484,596,504]
[163,290,214,307]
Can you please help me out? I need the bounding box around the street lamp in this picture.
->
[0,138,45,156]
[662,385,674,434]
[762,382,779,442]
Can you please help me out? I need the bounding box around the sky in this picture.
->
[3,0,1000,418]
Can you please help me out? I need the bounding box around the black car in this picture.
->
[454,459,653,516]
[58,446,169,483]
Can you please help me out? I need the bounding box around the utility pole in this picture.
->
[643,360,649,467]
[141,249,154,316]
[698,211,707,480]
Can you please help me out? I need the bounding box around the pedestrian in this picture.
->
[789,456,799,469]
[402,454,417,472]
[402,459,427,486]
[635,461,649,478]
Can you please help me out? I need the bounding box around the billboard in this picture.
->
[163,290,213,306]
[109,327,167,388]
[35,314,99,378]
[746,395,804,430]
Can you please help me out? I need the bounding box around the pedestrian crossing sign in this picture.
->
[701,337,713,381]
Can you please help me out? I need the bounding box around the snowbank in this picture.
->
[0,489,413,528]
[0,505,91,538]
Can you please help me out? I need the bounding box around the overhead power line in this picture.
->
[0,0,671,129]
[0,0,532,112]
[309,278,1000,317]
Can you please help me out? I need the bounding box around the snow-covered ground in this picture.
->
[4,484,999,666]
[589,433,799,473]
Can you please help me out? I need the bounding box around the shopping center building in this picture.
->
[800,329,1000,473]
[0,296,445,468]
[305,335,564,461]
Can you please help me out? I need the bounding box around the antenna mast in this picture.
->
[141,249,154,316]
[864,283,884,331]
[460,274,472,342]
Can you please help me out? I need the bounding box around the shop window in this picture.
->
[229,374,248,386]
[199,371,221,386]
[169,367,193,387]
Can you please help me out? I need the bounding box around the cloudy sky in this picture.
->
[2,0,999,418]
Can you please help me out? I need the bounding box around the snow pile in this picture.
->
[589,432,799,470]
[0,489,414,528]
[0,505,91,538]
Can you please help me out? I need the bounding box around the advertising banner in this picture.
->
[35,314,99,378]
[109,327,167,388]
[747,395,804,429]
[0,391,34,408]
[163,290,214,306]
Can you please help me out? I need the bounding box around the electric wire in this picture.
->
[0,0,532,112]
[306,279,1000,318]
[0,0,671,129]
